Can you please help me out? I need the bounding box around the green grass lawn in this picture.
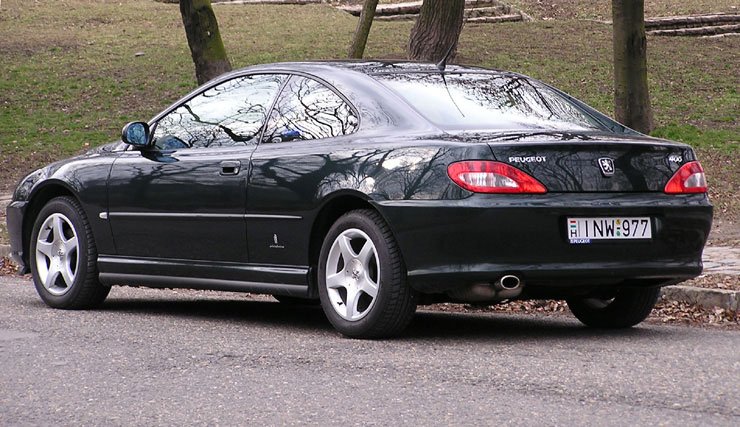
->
[0,0,737,224]
[508,0,739,20]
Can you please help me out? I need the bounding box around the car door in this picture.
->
[107,73,287,263]
[247,74,360,267]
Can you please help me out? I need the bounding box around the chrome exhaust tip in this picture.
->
[446,275,524,303]
[498,274,521,290]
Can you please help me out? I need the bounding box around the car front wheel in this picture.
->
[318,209,416,338]
[30,196,110,309]
[566,287,660,328]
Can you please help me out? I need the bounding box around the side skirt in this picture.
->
[97,255,310,297]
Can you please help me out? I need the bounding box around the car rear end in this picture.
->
[380,142,711,297]
[370,68,712,299]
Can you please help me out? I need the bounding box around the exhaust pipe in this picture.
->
[492,274,523,300]
[445,274,524,302]
[498,274,521,290]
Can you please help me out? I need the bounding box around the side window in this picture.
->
[263,76,359,143]
[153,74,286,150]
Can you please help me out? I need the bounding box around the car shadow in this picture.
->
[404,310,672,343]
[88,295,678,343]
[98,296,334,333]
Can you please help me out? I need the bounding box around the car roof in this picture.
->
[223,60,513,132]
[238,60,502,76]
[158,61,517,134]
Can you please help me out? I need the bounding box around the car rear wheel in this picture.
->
[566,287,660,328]
[318,209,416,338]
[30,196,110,309]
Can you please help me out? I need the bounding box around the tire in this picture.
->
[273,295,319,306]
[566,287,660,328]
[30,196,110,309]
[318,209,416,338]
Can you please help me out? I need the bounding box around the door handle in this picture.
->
[219,160,241,176]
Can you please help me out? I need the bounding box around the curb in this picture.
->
[661,285,739,312]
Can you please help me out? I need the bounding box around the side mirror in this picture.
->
[121,122,151,148]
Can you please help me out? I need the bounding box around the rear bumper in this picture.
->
[6,200,29,273]
[375,193,712,293]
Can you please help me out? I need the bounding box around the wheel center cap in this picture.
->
[349,259,363,279]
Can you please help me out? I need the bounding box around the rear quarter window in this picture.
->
[375,72,605,132]
[262,76,359,143]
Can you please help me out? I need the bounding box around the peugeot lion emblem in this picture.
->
[598,157,615,177]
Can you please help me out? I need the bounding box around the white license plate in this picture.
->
[567,217,651,244]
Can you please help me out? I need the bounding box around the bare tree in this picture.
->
[179,0,232,85]
[348,0,379,59]
[407,0,465,62]
[612,0,653,133]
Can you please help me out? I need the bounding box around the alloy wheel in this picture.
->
[324,228,380,321]
[35,213,79,296]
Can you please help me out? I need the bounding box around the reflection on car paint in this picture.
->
[154,74,286,149]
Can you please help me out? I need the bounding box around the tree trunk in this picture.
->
[612,0,653,133]
[407,0,465,62]
[348,0,379,59]
[180,0,232,85]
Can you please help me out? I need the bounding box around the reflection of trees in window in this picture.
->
[375,73,603,131]
[153,74,286,149]
[263,76,359,143]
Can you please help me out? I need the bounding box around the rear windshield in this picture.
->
[375,72,605,131]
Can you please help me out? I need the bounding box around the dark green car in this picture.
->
[6,61,712,338]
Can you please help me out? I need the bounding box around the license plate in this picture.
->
[567,217,651,244]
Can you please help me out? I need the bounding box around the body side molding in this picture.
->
[99,273,309,297]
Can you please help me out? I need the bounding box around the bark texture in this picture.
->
[407,0,465,62]
[180,0,232,85]
[612,0,653,133]
[348,0,379,59]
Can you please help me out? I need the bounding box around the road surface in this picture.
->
[1,276,738,425]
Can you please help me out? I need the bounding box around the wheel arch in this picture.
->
[307,191,394,297]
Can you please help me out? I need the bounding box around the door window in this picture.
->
[153,74,286,150]
[262,76,359,143]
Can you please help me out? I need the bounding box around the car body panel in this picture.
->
[485,136,695,193]
[107,146,252,262]
[246,134,489,267]
[97,255,310,297]
[5,200,26,269]
[7,151,119,268]
[377,192,711,292]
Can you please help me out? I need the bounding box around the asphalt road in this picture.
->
[1,276,738,426]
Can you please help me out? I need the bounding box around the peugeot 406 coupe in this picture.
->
[6,61,712,337]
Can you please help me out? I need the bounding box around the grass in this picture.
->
[507,0,740,20]
[652,124,738,152]
[0,0,737,231]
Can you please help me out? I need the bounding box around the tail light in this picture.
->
[447,161,547,194]
[664,161,707,194]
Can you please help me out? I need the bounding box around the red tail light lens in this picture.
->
[447,161,547,194]
[664,161,707,194]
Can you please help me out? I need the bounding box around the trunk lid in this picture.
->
[475,132,693,192]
